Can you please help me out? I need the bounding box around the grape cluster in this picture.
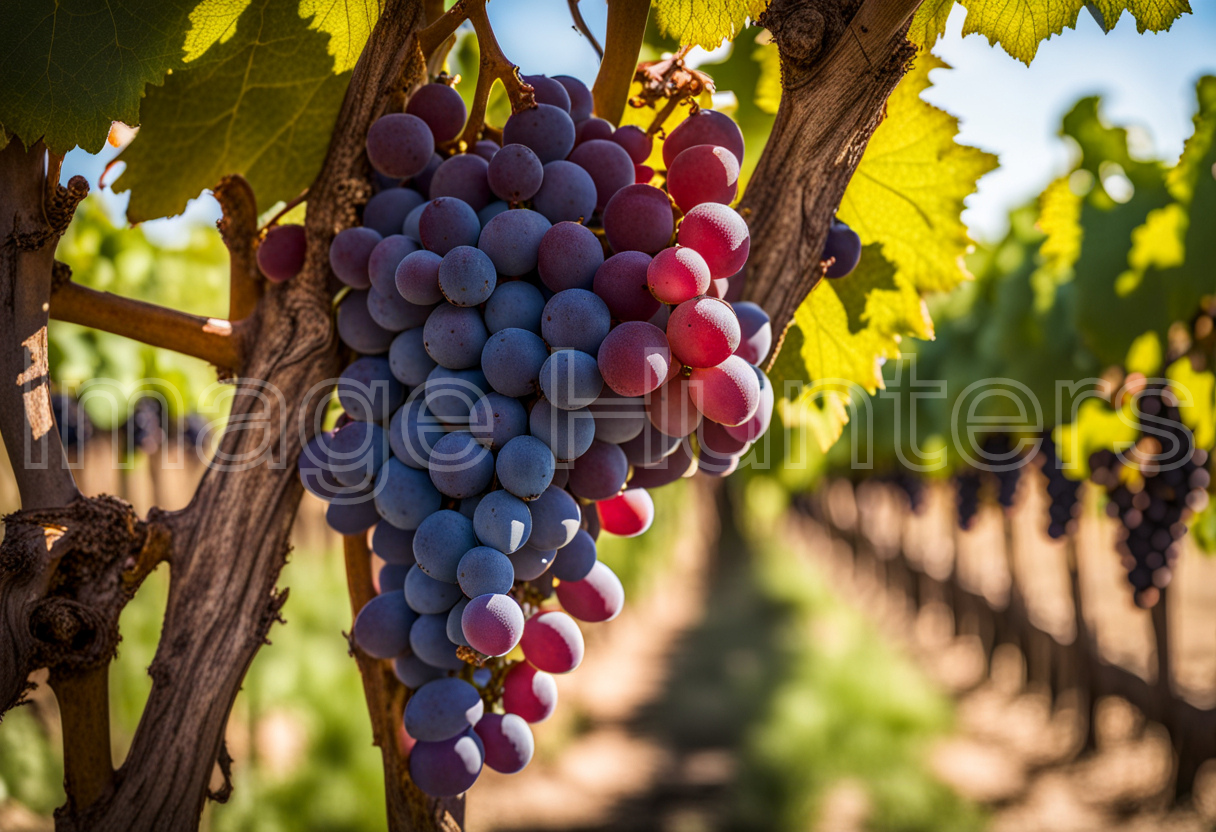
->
[982,433,1022,510]
[299,78,779,797]
[887,470,926,515]
[954,469,982,530]
[1090,384,1211,608]
[1036,432,1082,539]
[50,393,93,456]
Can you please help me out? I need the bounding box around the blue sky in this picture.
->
[66,1,1216,244]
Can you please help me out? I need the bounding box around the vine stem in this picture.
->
[568,0,604,59]
[591,0,649,125]
[214,175,263,321]
[50,665,114,813]
[451,0,535,151]
[50,280,246,372]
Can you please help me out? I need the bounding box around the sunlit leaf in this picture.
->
[650,0,766,50]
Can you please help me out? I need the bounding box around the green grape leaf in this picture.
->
[1032,175,1083,294]
[909,0,956,46]
[1053,398,1138,478]
[0,0,197,154]
[1167,75,1216,203]
[1088,0,1191,33]
[116,0,376,221]
[837,54,998,295]
[752,41,781,116]
[1167,357,1216,451]
[958,0,1085,65]
[1124,331,1162,375]
[650,0,766,50]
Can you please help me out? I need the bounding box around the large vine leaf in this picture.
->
[650,0,766,50]
[0,0,197,154]
[838,54,998,295]
[908,0,1191,63]
[116,0,379,222]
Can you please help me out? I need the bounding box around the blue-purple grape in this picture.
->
[496,435,556,501]
[364,189,426,239]
[428,430,495,498]
[502,103,576,163]
[485,280,545,334]
[413,509,478,582]
[429,153,492,212]
[353,592,418,659]
[419,197,481,255]
[367,287,432,332]
[542,289,611,354]
[522,74,571,112]
[553,75,592,122]
[457,546,515,597]
[462,593,525,656]
[368,234,419,295]
[540,350,603,411]
[328,420,390,488]
[424,366,488,426]
[395,249,444,305]
[405,677,483,743]
[374,458,443,529]
[372,521,416,565]
[409,613,466,669]
[473,489,532,554]
[330,226,382,288]
[537,222,603,292]
[423,303,489,370]
[366,113,435,178]
[388,328,437,387]
[438,246,496,307]
[338,289,396,354]
[477,209,551,276]
[405,564,464,614]
[469,392,528,450]
[488,144,544,202]
[406,83,468,143]
[568,139,635,211]
[388,395,445,469]
[481,328,548,398]
[550,528,596,582]
[529,399,595,462]
[338,356,405,422]
[568,440,628,501]
[532,161,596,225]
[526,485,580,550]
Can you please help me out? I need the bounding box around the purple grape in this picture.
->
[423,303,489,369]
[487,143,544,202]
[328,420,390,488]
[366,113,435,178]
[542,289,611,354]
[438,245,497,307]
[529,399,595,462]
[502,662,557,722]
[389,327,438,386]
[457,546,515,597]
[593,251,659,322]
[338,356,405,422]
[405,564,464,614]
[475,713,534,774]
[330,226,382,288]
[477,209,551,276]
[429,430,495,498]
[473,140,500,161]
[610,125,653,164]
[429,153,492,212]
[326,499,380,535]
[533,170,594,234]
[368,234,419,295]
[448,598,471,646]
[484,279,545,334]
[413,509,478,582]
[568,139,635,211]
[496,435,556,501]
[404,677,484,742]
[388,395,445,469]
[424,366,488,426]
[661,109,744,169]
[395,249,444,305]
[568,440,629,500]
[393,653,446,688]
[602,184,674,255]
[589,388,647,444]
[419,197,481,255]
[469,392,528,451]
[481,327,548,397]
[553,75,593,122]
[372,521,416,565]
[502,104,576,163]
[473,489,533,553]
[375,458,443,529]
[628,440,695,488]
[367,287,432,332]
[353,591,418,659]
[597,320,672,397]
[732,301,773,365]
[507,545,555,581]
[824,219,862,278]
[257,224,306,282]
[575,117,613,146]
[462,593,525,656]
[380,562,410,593]
[520,610,584,673]
[540,350,604,411]
[527,485,580,549]
[406,83,468,143]
[409,729,484,797]
[364,188,426,238]
[411,152,444,197]
[550,528,596,582]
[409,613,466,669]
[522,74,571,112]
[537,221,604,292]
[478,201,509,226]
[402,203,426,242]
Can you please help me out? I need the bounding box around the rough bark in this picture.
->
[741,0,921,348]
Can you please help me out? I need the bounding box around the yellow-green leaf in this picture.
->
[1032,174,1083,291]
[959,0,1086,64]
[117,0,376,222]
[302,0,383,73]
[1124,331,1162,375]
[651,0,766,50]
[1167,75,1216,203]
[1167,357,1216,450]
[1053,398,1138,478]
[1088,0,1191,33]
[0,0,197,154]
[838,53,998,294]
[752,41,781,116]
[909,0,956,47]
[794,280,890,395]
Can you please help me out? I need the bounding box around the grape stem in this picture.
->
[453,0,535,151]
[568,0,604,59]
[590,0,649,125]
[258,187,310,233]
[215,174,264,321]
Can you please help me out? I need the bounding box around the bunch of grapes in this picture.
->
[293,75,794,797]
[887,470,926,515]
[982,433,1022,510]
[954,469,982,530]
[1089,384,1211,608]
[1036,431,1082,539]
[50,392,93,466]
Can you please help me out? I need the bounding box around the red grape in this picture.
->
[521,610,584,673]
[257,224,306,283]
[555,561,624,622]
[677,202,750,279]
[593,251,659,321]
[667,297,741,368]
[688,355,761,426]
[597,488,655,537]
[602,184,675,255]
[502,662,558,722]
[610,125,653,164]
[645,374,701,437]
[646,246,710,304]
[597,321,672,397]
[667,144,739,212]
[662,109,745,169]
